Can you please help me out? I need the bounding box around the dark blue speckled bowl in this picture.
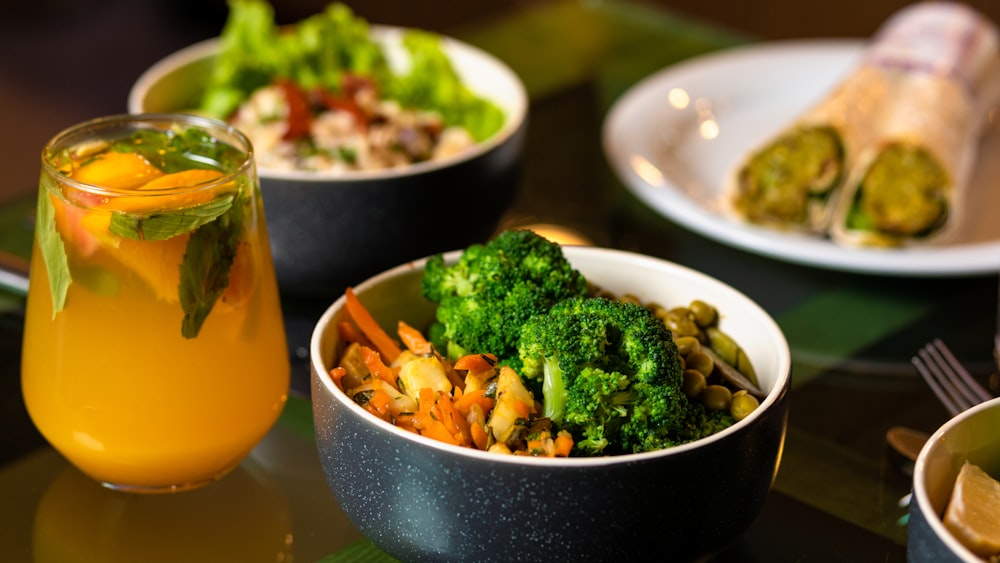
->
[310,246,792,562]
[129,29,527,298]
[909,397,1000,562]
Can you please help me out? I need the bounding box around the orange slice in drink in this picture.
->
[113,234,188,302]
[71,151,164,191]
[218,240,257,311]
[104,169,227,214]
[100,169,230,302]
[53,152,167,256]
[943,460,1000,558]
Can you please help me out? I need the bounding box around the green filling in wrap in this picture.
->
[846,143,949,239]
[735,126,843,225]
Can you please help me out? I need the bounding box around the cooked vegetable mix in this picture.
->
[328,230,762,457]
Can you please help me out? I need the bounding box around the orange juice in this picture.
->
[21,115,290,492]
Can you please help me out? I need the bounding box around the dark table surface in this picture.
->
[2,1,999,561]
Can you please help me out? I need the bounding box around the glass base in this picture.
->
[99,467,235,494]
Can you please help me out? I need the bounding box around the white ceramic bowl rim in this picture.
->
[128,26,528,183]
[912,395,1000,561]
[310,245,792,467]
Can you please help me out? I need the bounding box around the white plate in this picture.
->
[603,39,1000,277]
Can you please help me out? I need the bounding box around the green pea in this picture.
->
[689,300,717,327]
[619,293,642,306]
[682,369,706,398]
[701,385,732,411]
[685,350,714,377]
[647,302,667,317]
[730,390,759,421]
[663,308,700,338]
[674,336,701,357]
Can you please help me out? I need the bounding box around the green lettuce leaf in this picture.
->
[200,0,504,140]
[390,31,505,142]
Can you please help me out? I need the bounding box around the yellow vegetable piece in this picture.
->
[487,366,537,446]
[943,461,1000,558]
[71,152,164,190]
[397,354,452,400]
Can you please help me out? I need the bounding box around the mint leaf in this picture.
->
[178,193,245,338]
[35,176,72,317]
[108,128,247,174]
[109,194,235,241]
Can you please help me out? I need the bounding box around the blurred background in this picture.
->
[1,0,999,204]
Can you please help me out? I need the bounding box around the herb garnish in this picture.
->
[108,127,246,174]
[179,193,246,338]
[36,174,72,317]
[40,126,249,338]
[109,195,235,241]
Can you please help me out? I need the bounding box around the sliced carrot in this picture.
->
[423,420,459,445]
[366,389,393,421]
[360,345,399,391]
[328,366,348,390]
[395,413,418,433]
[512,399,532,420]
[527,436,545,453]
[470,422,489,450]
[437,394,471,446]
[411,411,429,430]
[398,320,432,355]
[344,287,402,363]
[453,388,495,416]
[412,388,437,431]
[418,388,437,409]
[338,320,372,348]
[454,353,498,373]
[554,430,574,457]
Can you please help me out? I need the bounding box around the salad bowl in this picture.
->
[309,244,792,561]
[129,18,527,298]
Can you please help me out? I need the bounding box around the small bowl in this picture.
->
[909,396,1000,562]
[310,245,792,561]
[128,27,527,297]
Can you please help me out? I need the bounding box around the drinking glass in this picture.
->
[22,114,291,493]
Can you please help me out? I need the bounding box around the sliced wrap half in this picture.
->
[724,61,893,233]
[830,3,1000,247]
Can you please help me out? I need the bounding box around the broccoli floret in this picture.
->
[517,296,690,456]
[421,229,589,368]
[676,403,737,444]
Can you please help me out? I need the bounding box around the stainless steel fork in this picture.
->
[888,339,994,468]
[911,338,993,417]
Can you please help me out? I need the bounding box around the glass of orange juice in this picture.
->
[21,114,290,493]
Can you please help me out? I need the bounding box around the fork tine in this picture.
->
[929,338,993,404]
[912,353,964,416]
[919,346,976,413]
